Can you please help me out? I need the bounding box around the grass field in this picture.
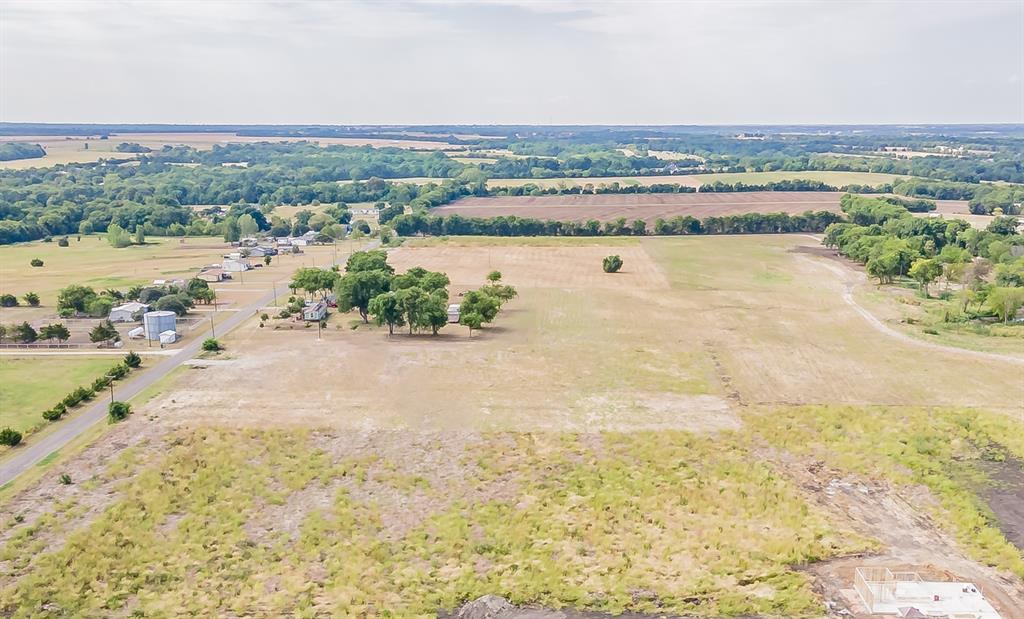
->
[0,234,1020,617]
[0,357,114,434]
[485,170,907,190]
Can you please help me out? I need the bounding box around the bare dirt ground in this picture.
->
[435,191,843,222]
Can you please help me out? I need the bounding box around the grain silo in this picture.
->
[142,310,177,341]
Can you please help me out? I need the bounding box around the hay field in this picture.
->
[435,191,843,222]
[485,170,906,190]
[1,235,1021,617]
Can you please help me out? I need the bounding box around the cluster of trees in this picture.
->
[391,210,842,238]
[324,250,515,336]
[825,195,1024,321]
[115,142,152,153]
[54,279,213,320]
[479,149,699,179]
[0,291,40,308]
[0,143,45,162]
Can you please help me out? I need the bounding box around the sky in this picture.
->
[1,0,1022,125]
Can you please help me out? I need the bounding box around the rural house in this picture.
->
[302,301,328,322]
[109,301,150,323]
[222,257,252,272]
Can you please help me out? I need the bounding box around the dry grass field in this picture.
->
[1,235,1021,617]
[435,191,843,222]
[485,170,907,190]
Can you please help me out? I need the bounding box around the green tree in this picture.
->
[459,289,500,335]
[908,258,943,297]
[986,287,1024,323]
[30,258,43,267]
[291,267,340,300]
[108,401,132,422]
[124,351,142,368]
[264,255,272,266]
[395,286,430,335]
[134,224,146,245]
[486,270,502,283]
[202,338,222,352]
[345,249,393,274]
[421,291,449,335]
[482,283,518,307]
[56,284,96,313]
[335,269,392,322]
[368,291,405,335]
[154,293,192,316]
[23,292,40,307]
[0,428,22,447]
[0,294,18,307]
[89,320,120,344]
[86,296,114,317]
[603,255,624,273]
[78,220,94,235]
[14,322,37,343]
[106,223,132,248]
[866,252,900,284]
[238,213,259,238]
[39,323,71,343]
[223,216,241,243]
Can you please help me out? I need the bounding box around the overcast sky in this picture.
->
[1,0,1021,125]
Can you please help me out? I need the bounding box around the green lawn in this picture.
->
[0,357,114,434]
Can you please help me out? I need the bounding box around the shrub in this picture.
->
[58,473,72,485]
[260,313,269,321]
[0,294,18,307]
[42,407,63,422]
[603,255,624,273]
[202,338,222,352]
[108,401,132,422]
[30,258,44,267]
[123,351,142,368]
[57,237,69,247]
[108,363,129,380]
[0,428,22,447]
[23,292,40,307]
[92,376,112,391]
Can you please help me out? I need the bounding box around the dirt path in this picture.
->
[798,254,1024,368]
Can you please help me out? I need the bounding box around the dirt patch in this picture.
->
[435,191,843,223]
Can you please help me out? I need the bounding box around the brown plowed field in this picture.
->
[433,191,843,222]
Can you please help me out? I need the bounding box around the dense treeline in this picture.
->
[825,195,1023,311]
[390,210,841,237]
[891,179,1023,214]
[0,143,45,162]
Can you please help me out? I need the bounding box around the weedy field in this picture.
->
[0,235,1021,617]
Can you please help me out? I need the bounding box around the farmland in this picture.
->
[1,235,1021,617]
[434,191,844,223]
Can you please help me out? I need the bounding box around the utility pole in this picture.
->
[210,314,216,339]
[108,380,114,404]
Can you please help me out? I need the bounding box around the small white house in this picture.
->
[109,301,149,323]
[159,330,177,345]
[303,301,328,322]
[222,258,252,272]
[447,303,461,323]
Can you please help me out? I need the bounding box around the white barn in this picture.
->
[109,302,149,323]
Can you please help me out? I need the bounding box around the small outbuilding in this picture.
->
[222,258,252,272]
[109,301,150,323]
[196,268,225,282]
[447,303,461,323]
[159,330,178,345]
[303,301,328,322]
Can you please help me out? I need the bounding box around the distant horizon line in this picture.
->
[2,121,1023,129]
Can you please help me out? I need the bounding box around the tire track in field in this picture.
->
[798,254,1024,368]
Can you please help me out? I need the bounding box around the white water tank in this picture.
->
[143,311,177,341]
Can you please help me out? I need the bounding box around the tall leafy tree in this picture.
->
[335,269,391,323]
[368,291,405,336]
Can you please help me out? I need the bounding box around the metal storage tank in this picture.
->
[143,310,177,341]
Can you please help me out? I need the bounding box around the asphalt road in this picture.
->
[0,240,377,487]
